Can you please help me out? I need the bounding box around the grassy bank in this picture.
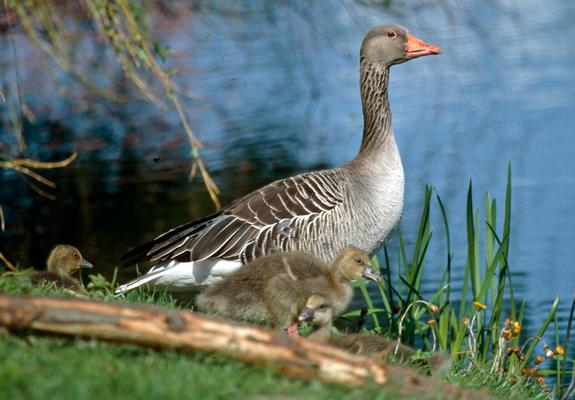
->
[0,335,384,400]
[0,275,455,400]
[0,272,545,400]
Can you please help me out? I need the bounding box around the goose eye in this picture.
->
[73,253,80,259]
[354,257,363,264]
[386,31,397,38]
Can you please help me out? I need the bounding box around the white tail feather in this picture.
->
[114,259,242,295]
[114,267,171,295]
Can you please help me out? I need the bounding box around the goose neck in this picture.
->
[355,62,392,161]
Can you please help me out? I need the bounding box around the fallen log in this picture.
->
[0,294,490,399]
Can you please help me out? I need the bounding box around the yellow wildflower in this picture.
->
[473,301,487,311]
[427,319,437,327]
[555,345,565,355]
[512,321,521,336]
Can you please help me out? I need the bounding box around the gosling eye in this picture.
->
[319,304,327,310]
[354,257,363,265]
[386,31,397,39]
[73,253,80,260]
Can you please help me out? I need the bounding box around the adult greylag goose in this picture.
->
[30,244,93,293]
[195,246,379,326]
[115,24,441,294]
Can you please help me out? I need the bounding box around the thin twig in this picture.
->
[24,179,56,200]
[0,162,56,188]
[3,152,77,168]
[0,250,16,271]
[0,204,4,232]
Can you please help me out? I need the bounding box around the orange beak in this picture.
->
[405,33,442,59]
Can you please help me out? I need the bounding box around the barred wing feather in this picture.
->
[119,171,344,267]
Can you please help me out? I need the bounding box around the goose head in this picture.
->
[46,245,93,274]
[361,24,441,67]
[298,294,334,328]
[332,246,381,283]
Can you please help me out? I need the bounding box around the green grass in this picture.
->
[444,364,547,399]
[1,164,569,399]
[0,335,391,400]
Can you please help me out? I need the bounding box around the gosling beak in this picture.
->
[405,33,442,59]
[362,266,381,282]
[298,307,315,322]
[80,258,94,269]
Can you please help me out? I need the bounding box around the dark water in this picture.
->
[1,1,574,343]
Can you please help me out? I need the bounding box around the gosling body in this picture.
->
[195,251,328,321]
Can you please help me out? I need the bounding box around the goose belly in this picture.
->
[353,174,404,252]
[356,138,406,252]
[332,162,404,256]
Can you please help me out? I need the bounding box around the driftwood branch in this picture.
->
[0,294,490,399]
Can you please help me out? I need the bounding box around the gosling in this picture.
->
[30,245,93,293]
[297,294,334,342]
[196,246,380,326]
[263,247,379,329]
[298,295,450,373]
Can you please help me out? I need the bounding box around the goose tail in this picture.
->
[114,267,170,295]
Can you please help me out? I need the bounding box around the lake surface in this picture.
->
[1,1,574,340]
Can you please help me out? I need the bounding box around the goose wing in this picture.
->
[119,171,344,267]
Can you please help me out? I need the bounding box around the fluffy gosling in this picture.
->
[196,246,379,327]
[30,245,93,293]
[264,246,379,329]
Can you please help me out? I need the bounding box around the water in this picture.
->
[1,1,574,340]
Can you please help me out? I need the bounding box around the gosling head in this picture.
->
[46,245,93,274]
[332,246,381,283]
[360,24,441,68]
[298,294,333,328]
